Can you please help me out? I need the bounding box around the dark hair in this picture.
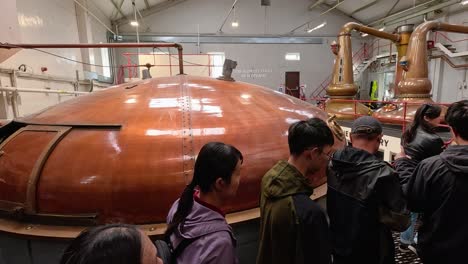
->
[402,104,441,144]
[60,224,142,264]
[446,100,468,141]
[164,142,243,238]
[288,118,334,155]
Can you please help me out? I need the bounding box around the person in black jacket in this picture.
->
[393,104,444,253]
[327,116,410,264]
[403,100,468,264]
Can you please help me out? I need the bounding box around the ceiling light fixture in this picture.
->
[461,0,468,5]
[378,26,385,31]
[231,21,239,27]
[361,33,369,37]
[130,21,139,27]
[307,21,327,33]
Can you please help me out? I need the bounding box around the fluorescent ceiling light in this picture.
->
[462,0,468,5]
[231,21,239,28]
[285,53,300,61]
[307,21,327,33]
[379,27,385,31]
[130,21,139,27]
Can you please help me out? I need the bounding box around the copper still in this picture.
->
[374,21,468,123]
[327,22,404,119]
[0,63,345,237]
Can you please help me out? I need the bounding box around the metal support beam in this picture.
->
[350,0,381,15]
[109,0,126,19]
[114,0,188,26]
[144,0,150,9]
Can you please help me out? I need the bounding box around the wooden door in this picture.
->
[285,72,300,98]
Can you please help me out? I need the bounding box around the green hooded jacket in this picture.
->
[256,160,331,264]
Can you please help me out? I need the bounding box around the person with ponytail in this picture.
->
[394,103,444,254]
[164,142,243,264]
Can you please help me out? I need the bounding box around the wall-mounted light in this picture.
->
[285,53,300,61]
[307,21,327,33]
[130,21,139,27]
[231,7,239,28]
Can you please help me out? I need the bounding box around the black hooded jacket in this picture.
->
[327,147,409,264]
[406,145,468,264]
[394,128,444,194]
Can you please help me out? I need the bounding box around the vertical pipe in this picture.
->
[9,72,19,118]
[178,46,184,75]
[168,49,173,76]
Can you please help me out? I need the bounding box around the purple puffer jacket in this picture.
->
[167,199,238,264]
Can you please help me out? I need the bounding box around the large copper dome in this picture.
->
[0,75,343,235]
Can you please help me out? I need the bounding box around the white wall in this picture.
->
[0,0,112,119]
[116,0,366,98]
[429,11,468,103]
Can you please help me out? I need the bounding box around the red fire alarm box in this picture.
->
[427,40,435,49]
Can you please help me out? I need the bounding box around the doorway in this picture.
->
[285,72,300,98]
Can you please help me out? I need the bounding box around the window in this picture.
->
[208,52,225,78]
[101,48,111,78]
[285,53,300,61]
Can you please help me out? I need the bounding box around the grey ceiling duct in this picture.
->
[261,0,271,6]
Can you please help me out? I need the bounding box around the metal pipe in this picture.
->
[320,0,344,16]
[398,21,468,97]
[351,0,381,15]
[8,72,19,118]
[368,0,438,26]
[218,0,239,33]
[431,55,468,69]
[0,87,89,95]
[383,0,462,26]
[308,0,326,10]
[0,43,185,75]
[73,0,117,35]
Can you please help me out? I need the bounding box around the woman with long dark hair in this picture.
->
[165,142,243,264]
[60,224,163,264]
[401,104,444,161]
[395,104,444,254]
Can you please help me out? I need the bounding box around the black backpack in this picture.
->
[154,237,198,264]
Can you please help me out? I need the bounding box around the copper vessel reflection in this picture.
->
[327,22,402,119]
[0,75,345,237]
[375,21,468,123]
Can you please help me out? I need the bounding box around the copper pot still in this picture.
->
[0,75,345,236]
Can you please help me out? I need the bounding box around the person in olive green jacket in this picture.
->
[256,118,334,264]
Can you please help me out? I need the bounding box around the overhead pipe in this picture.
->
[218,0,239,33]
[308,0,326,11]
[350,0,381,15]
[382,0,463,27]
[73,0,117,35]
[0,43,185,75]
[368,0,438,26]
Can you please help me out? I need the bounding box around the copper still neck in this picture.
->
[398,21,468,98]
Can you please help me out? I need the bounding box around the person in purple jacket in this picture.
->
[165,142,243,264]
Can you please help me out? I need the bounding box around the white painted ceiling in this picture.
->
[89,0,465,29]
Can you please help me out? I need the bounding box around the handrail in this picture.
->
[310,38,394,99]
[434,31,468,43]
